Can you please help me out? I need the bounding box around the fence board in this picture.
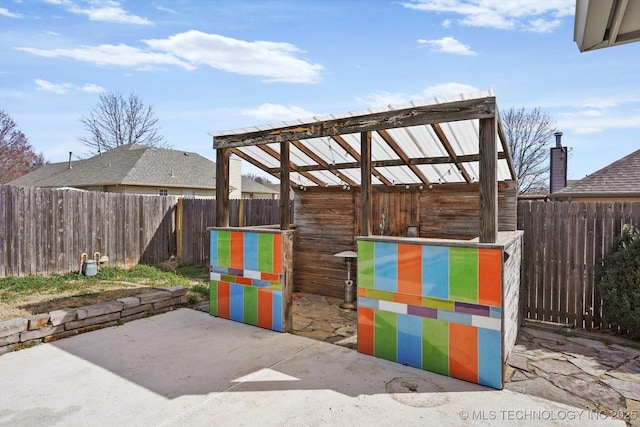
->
[518,200,640,332]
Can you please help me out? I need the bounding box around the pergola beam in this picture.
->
[291,140,356,187]
[213,97,496,148]
[257,144,327,187]
[331,135,394,186]
[229,148,281,181]
[360,132,372,236]
[377,129,430,185]
[431,123,473,183]
[215,148,230,227]
[264,153,507,173]
[496,112,517,181]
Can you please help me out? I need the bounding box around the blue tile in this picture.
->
[230,283,244,322]
[213,266,228,274]
[374,242,397,292]
[357,297,379,309]
[490,307,502,319]
[437,310,472,325]
[253,279,271,288]
[478,328,502,389]
[272,290,283,332]
[244,232,259,271]
[422,246,449,299]
[210,231,218,267]
[397,313,422,368]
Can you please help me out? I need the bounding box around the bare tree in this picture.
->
[502,107,557,194]
[79,92,169,153]
[0,110,46,184]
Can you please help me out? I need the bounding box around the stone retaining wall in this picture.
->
[0,287,188,356]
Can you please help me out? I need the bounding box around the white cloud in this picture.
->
[0,7,22,18]
[241,103,315,121]
[442,18,452,28]
[34,79,72,94]
[359,82,482,107]
[157,5,176,14]
[144,30,323,83]
[401,0,573,32]
[81,83,106,93]
[18,44,194,70]
[417,36,477,55]
[44,0,151,25]
[18,30,323,83]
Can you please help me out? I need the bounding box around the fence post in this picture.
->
[239,198,244,227]
[176,198,183,261]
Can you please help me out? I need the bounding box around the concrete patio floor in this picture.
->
[0,308,627,426]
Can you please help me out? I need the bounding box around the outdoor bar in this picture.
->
[209,90,522,389]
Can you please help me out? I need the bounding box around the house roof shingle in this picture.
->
[552,149,640,198]
[9,144,218,189]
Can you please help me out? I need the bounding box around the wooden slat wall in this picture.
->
[517,200,640,332]
[294,183,518,298]
[178,198,286,264]
[293,189,356,298]
[419,181,517,239]
[0,185,177,277]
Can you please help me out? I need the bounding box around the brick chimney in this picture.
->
[549,132,567,194]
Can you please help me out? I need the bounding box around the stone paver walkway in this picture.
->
[504,326,640,426]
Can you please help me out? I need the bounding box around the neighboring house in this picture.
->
[551,149,640,202]
[8,144,246,198]
[242,179,278,199]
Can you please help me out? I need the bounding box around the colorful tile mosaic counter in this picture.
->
[208,228,295,332]
[356,233,522,390]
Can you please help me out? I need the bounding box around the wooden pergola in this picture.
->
[211,92,516,243]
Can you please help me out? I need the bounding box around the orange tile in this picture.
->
[230,232,244,270]
[358,307,374,356]
[398,244,422,296]
[479,248,502,307]
[358,287,367,297]
[235,277,253,286]
[449,323,478,384]
[217,281,230,319]
[392,292,423,306]
[257,288,273,329]
[261,272,280,282]
[273,233,283,274]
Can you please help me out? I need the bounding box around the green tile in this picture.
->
[270,282,282,290]
[244,285,258,326]
[366,288,394,302]
[221,274,235,283]
[449,247,478,303]
[422,296,455,311]
[358,241,374,289]
[258,233,274,272]
[217,231,231,267]
[374,310,397,362]
[422,318,449,375]
[209,281,218,316]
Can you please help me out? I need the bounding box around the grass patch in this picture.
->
[0,263,210,322]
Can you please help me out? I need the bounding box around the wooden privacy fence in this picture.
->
[0,185,178,277]
[0,185,285,277]
[517,200,640,331]
[177,198,285,264]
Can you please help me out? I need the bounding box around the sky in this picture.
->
[1,0,639,182]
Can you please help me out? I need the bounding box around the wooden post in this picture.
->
[238,198,244,227]
[280,141,291,230]
[216,148,230,227]
[176,198,183,261]
[361,131,372,236]
[479,117,498,243]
